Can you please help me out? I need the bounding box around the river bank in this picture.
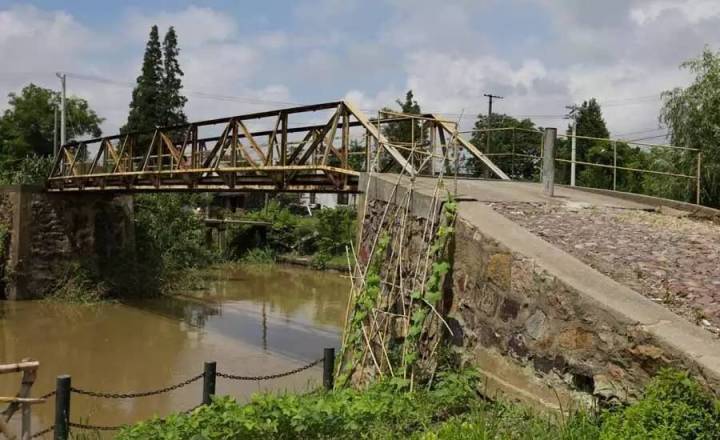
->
[276,253,350,272]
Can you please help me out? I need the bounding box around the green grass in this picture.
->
[113,369,720,440]
[241,247,276,264]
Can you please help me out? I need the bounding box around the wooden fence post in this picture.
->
[54,375,71,440]
[203,362,217,405]
[323,348,335,391]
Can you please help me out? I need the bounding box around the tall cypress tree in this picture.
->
[160,26,187,127]
[123,25,163,134]
[574,98,610,162]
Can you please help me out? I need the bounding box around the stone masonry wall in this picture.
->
[449,216,720,408]
[0,191,13,295]
[1,186,134,299]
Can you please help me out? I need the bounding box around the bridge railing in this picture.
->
[463,127,703,205]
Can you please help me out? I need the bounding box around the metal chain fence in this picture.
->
[31,425,54,438]
[29,351,332,439]
[70,373,204,399]
[216,358,322,381]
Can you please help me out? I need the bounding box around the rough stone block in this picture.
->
[557,327,595,350]
[525,310,547,340]
[486,253,512,290]
[499,296,520,322]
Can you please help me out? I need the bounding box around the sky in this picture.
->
[1,0,719,140]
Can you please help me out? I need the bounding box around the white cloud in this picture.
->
[2,0,719,141]
[0,5,97,74]
[630,0,720,26]
[123,6,237,47]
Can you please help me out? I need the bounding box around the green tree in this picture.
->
[580,141,649,192]
[567,98,614,188]
[123,25,164,134]
[0,84,103,160]
[348,139,366,171]
[380,90,425,171]
[382,90,423,144]
[656,47,720,207]
[469,114,540,179]
[160,26,188,127]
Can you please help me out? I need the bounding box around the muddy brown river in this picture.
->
[0,264,350,437]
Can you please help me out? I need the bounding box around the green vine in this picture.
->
[339,195,458,387]
[337,232,390,386]
[402,198,457,373]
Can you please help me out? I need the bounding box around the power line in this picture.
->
[615,127,669,137]
[63,72,302,107]
[625,133,672,142]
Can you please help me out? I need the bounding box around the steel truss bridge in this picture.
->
[47,100,508,193]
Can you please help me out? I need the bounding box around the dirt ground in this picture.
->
[489,201,720,336]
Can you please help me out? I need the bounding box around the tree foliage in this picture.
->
[134,194,217,275]
[0,154,54,185]
[658,47,720,207]
[123,25,164,134]
[123,25,187,135]
[469,114,540,179]
[382,90,424,145]
[160,26,188,127]
[559,99,613,188]
[0,83,103,159]
[380,90,425,171]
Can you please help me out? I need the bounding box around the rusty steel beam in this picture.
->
[60,101,345,148]
[48,100,508,193]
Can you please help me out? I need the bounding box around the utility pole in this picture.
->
[565,105,579,186]
[483,93,503,177]
[56,72,66,147]
[53,105,58,157]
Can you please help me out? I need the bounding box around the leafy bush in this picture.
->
[226,202,356,262]
[241,247,275,264]
[115,368,720,440]
[414,403,601,440]
[600,369,720,440]
[0,154,53,185]
[107,193,220,296]
[134,193,218,273]
[117,370,480,440]
[46,261,108,303]
[315,207,356,255]
[310,251,331,270]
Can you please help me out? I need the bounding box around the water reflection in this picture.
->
[0,264,350,437]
